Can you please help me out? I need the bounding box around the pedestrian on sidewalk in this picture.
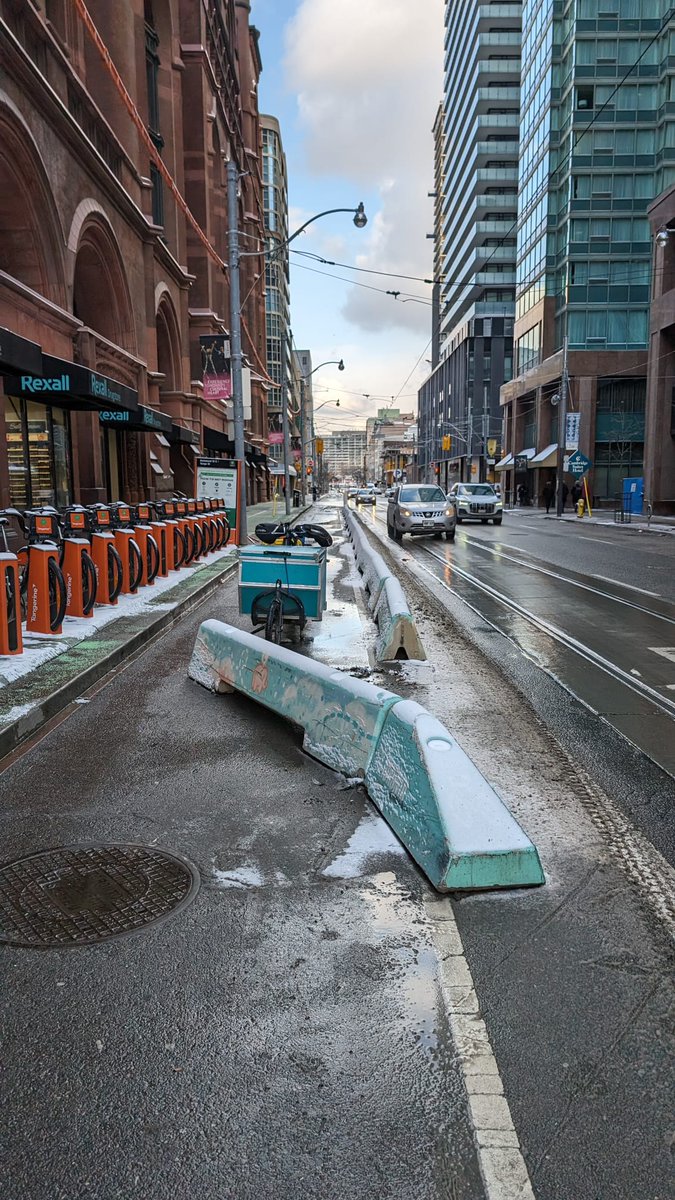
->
[571,481,582,508]
[542,479,555,513]
[517,482,528,506]
[561,481,569,510]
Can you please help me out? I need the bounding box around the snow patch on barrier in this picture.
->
[188,620,545,892]
[343,506,425,660]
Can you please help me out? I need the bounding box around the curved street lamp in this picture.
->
[227,160,367,539]
[300,361,344,503]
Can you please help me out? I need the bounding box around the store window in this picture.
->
[3,394,72,508]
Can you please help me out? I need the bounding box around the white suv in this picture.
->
[448,482,503,525]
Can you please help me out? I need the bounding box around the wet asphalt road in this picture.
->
[0,578,484,1200]
[1,503,674,1200]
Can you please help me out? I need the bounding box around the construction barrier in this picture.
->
[188,619,545,892]
[343,505,425,661]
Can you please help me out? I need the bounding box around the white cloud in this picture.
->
[284,0,443,335]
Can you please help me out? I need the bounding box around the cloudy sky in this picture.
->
[250,0,444,434]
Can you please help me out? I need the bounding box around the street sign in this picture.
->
[566,450,592,476]
[565,412,580,450]
[514,454,529,470]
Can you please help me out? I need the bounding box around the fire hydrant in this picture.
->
[576,496,585,518]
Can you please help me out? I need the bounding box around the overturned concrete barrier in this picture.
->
[189,619,545,892]
[343,506,425,661]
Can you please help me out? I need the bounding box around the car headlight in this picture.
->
[445,508,453,516]
[495,500,503,508]
[402,509,411,517]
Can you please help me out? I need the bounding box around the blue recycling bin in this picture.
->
[622,476,644,515]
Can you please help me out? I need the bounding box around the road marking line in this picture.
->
[426,901,535,1200]
[592,574,660,598]
[649,646,675,663]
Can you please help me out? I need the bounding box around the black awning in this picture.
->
[204,425,234,454]
[98,405,172,434]
[4,354,139,413]
[0,327,42,375]
[169,422,200,445]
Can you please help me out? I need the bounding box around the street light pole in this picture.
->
[227,159,248,545]
[280,329,291,517]
[555,335,569,518]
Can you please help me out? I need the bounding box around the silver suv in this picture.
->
[448,482,503,525]
[387,484,456,543]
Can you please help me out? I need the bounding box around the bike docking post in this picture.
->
[207,498,226,550]
[132,503,160,586]
[88,505,123,606]
[0,515,22,655]
[194,499,212,555]
[185,499,204,561]
[173,500,195,564]
[155,500,185,572]
[61,507,97,619]
[109,503,142,595]
[148,503,168,578]
[24,511,67,636]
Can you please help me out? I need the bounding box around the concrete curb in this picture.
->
[0,555,238,761]
[188,619,545,892]
[343,506,425,661]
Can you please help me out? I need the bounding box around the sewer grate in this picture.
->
[0,844,200,948]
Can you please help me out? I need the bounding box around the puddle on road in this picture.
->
[308,539,374,670]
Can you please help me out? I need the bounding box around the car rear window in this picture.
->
[399,487,446,503]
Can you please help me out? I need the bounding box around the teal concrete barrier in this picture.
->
[343,506,425,661]
[189,619,545,892]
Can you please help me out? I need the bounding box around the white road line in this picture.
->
[649,646,675,663]
[426,901,535,1200]
[592,574,661,598]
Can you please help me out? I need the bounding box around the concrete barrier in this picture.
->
[343,506,425,660]
[189,619,545,892]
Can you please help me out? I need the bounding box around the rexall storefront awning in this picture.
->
[3,353,139,413]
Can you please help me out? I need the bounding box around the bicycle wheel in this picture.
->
[173,526,187,567]
[82,551,98,615]
[48,557,68,631]
[265,596,284,644]
[108,544,124,602]
[146,534,160,582]
[183,525,196,564]
[129,539,143,591]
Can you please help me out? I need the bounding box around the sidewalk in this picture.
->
[0,502,315,762]
[506,503,675,533]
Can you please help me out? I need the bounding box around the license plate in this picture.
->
[423,519,434,527]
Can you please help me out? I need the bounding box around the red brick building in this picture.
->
[0,0,269,510]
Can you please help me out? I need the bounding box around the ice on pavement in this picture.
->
[322,808,406,878]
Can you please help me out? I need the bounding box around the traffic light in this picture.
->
[441,435,452,452]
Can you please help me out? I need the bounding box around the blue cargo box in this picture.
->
[238,544,327,620]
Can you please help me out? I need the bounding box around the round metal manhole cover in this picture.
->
[0,844,200,948]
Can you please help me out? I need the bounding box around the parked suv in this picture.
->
[387,484,456,543]
[447,482,502,525]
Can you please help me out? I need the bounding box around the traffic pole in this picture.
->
[227,159,248,545]
[555,334,569,518]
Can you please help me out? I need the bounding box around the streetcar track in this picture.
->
[416,544,675,720]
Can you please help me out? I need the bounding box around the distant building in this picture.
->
[261,115,290,477]
[323,429,367,480]
[418,0,520,488]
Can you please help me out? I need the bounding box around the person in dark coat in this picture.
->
[571,481,582,508]
[542,479,555,513]
[561,482,569,510]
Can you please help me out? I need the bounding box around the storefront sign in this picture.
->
[514,454,529,470]
[0,327,42,374]
[98,405,172,434]
[7,355,139,413]
[200,335,232,401]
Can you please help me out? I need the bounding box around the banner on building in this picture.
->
[565,412,580,451]
[269,431,284,445]
[200,335,231,401]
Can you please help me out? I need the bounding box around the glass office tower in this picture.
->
[261,116,290,463]
[502,0,675,504]
[418,1,522,487]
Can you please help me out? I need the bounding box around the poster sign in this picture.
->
[514,454,529,470]
[200,335,231,402]
[269,431,284,445]
[487,438,498,457]
[565,412,580,451]
[195,458,239,539]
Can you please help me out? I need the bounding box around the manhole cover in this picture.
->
[0,844,199,948]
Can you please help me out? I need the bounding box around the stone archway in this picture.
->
[0,96,66,307]
[71,210,137,354]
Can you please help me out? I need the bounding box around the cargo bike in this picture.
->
[238,521,332,643]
